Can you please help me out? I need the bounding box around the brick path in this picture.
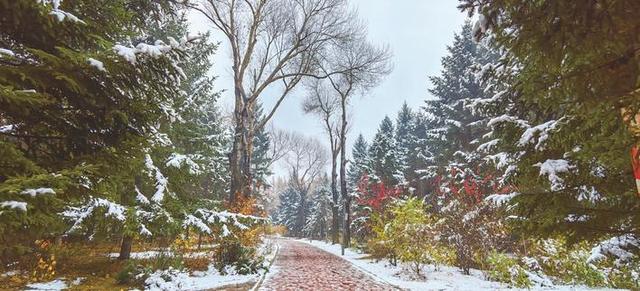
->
[258,239,397,291]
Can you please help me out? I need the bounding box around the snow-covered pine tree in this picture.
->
[420,22,499,208]
[275,186,304,236]
[395,102,415,188]
[0,0,189,262]
[368,116,404,186]
[304,177,332,240]
[460,0,640,245]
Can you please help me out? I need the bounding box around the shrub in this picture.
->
[486,252,532,288]
[368,198,450,276]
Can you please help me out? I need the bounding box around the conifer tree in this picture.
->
[304,177,332,240]
[368,116,403,186]
[395,103,415,186]
[459,0,640,242]
[0,0,194,261]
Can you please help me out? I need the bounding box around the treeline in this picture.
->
[276,1,640,288]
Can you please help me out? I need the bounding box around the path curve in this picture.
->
[258,239,397,291]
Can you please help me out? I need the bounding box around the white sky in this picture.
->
[188,1,467,177]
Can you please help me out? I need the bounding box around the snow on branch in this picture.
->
[62,197,127,233]
[487,115,529,128]
[485,192,520,206]
[144,154,169,204]
[113,35,199,65]
[166,153,202,175]
[0,201,28,212]
[21,188,55,197]
[518,119,562,150]
[38,0,85,24]
[534,159,574,191]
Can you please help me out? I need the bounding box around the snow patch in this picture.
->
[0,201,27,212]
[25,279,67,290]
[87,58,106,71]
[0,48,15,57]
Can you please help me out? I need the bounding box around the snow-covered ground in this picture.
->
[296,239,617,291]
[19,239,277,291]
[106,250,210,259]
[144,238,278,291]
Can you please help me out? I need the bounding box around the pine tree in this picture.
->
[459,0,640,242]
[0,0,192,261]
[275,186,304,236]
[368,116,403,186]
[304,177,332,240]
[252,104,273,192]
[347,134,371,190]
[419,22,500,209]
[395,102,415,186]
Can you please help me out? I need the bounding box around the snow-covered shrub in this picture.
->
[485,252,532,288]
[529,239,606,287]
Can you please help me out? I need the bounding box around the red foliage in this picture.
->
[434,166,514,206]
[355,173,402,211]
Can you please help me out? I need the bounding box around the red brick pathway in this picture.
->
[258,239,397,291]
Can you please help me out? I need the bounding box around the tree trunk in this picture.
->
[331,153,340,244]
[339,97,350,250]
[230,90,257,202]
[118,235,133,260]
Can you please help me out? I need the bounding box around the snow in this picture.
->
[25,279,67,290]
[588,234,640,264]
[183,214,212,234]
[0,124,15,133]
[485,192,520,206]
[143,239,277,291]
[534,159,574,191]
[21,187,56,197]
[477,138,500,152]
[487,115,529,128]
[144,265,257,291]
[62,197,127,232]
[518,120,561,150]
[577,186,603,203]
[135,186,150,205]
[221,224,231,237]
[0,48,15,57]
[472,13,489,42]
[113,41,174,65]
[87,58,106,71]
[113,45,137,64]
[144,154,168,204]
[0,201,27,212]
[166,153,201,175]
[296,239,613,291]
[40,0,85,24]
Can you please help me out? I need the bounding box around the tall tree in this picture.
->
[0,0,191,261]
[395,102,414,186]
[192,0,366,202]
[368,116,403,186]
[458,0,640,242]
[303,80,342,244]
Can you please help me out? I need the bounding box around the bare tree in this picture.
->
[303,80,342,244]
[192,0,362,201]
[320,36,392,252]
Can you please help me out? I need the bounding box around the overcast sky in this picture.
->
[189,1,468,176]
